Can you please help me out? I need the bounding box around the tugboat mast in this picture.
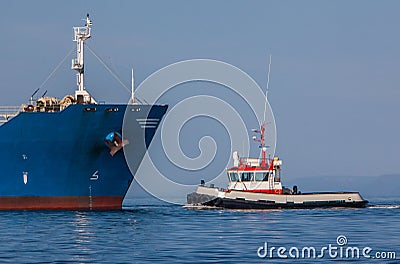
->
[252,124,268,167]
[260,124,267,167]
[71,14,96,104]
[260,55,272,167]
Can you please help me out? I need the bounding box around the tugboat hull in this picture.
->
[187,186,369,209]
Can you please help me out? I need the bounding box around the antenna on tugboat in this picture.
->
[263,54,272,124]
[259,55,272,167]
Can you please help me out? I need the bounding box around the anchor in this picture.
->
[104,131,129,156]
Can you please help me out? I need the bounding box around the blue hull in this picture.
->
[0,104,167,209]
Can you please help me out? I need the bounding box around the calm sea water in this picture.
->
[0,197,398,263]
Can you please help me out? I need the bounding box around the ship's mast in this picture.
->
[130,68,135,104]
[71,14,96,104]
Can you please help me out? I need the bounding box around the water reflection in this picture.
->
[73,212,94,263]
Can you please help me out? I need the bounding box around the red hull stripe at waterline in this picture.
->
[0,196,124,210]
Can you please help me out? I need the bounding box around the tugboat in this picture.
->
[187,124,368,209]
[187,97,368,209]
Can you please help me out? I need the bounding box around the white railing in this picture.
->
[0,106,22,123]
[240,157,261,167]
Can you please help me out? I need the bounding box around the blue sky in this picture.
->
[1,1,399,184]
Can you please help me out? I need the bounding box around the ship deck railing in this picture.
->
[0,106,22,123]
[238,157,274,168]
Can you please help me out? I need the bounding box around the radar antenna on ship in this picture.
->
[72,14,96,104]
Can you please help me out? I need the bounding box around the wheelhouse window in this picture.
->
[240,172,254,181]
[229,172,239,182]
[255,172,269,181]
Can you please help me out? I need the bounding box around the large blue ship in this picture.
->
[0,15,167,210]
